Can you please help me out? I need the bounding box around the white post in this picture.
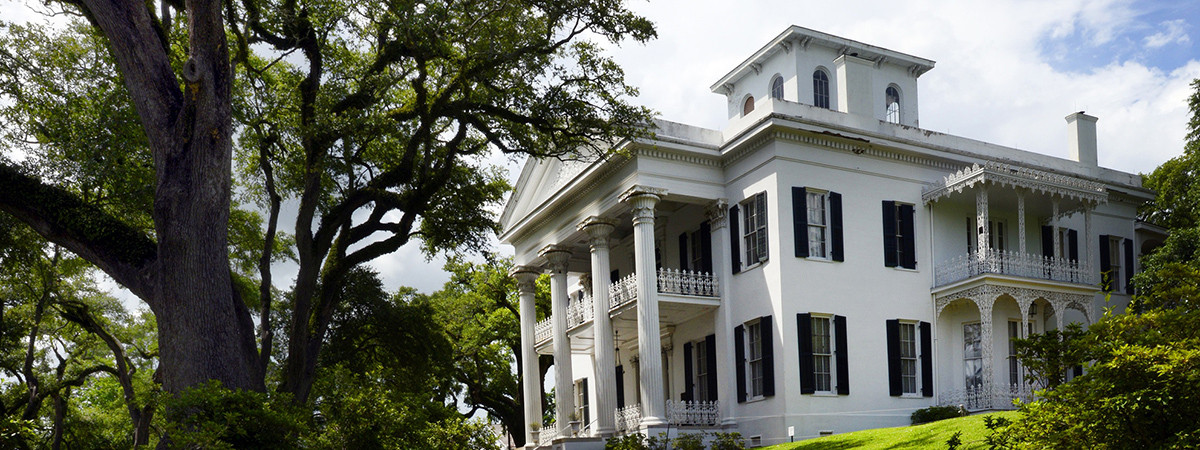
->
[513,266,542,448]
[1052,199,1061,259]
[1017,191,1026,254]
[976,187,989,261]
[541,245,574,435]
[707,199,737,427]
[620,186,668,427]
[580,217,617,437]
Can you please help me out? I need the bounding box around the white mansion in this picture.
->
[500,26,1160,448]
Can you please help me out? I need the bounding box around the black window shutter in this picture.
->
[919,321,933,397]
[830,192,844,262]
[1099,234,1111,291]
[705,334,718,401]
[611,270,620,283]
[1073,365,1083,377]
[581,378,590,424]
[886,319,902,396]
[699,221,713,273]
[683,342,694,401]
[1124,238,1134,294]
[730,205,741,274]
[758,193,768,261]
[899,203,917,269]
[834,315,849,395]
[679,233,689,270]
[793,187,809,258]
[760,315,775,397]
[615,365,625,408]
[882,201,898,267]
[797,313,814,394]
[1068,229,1079,262]
[734,324,746,402]
[1041,226,1054,258]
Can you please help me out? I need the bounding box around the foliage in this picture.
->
[946,431,963,450]
[910,405,967,425]
[1011,324,1088,390]
[710,432,747,450]
[160,380,305,449]
[673,432,707,450]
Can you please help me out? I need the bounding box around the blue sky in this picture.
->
[1039,1,1197,73]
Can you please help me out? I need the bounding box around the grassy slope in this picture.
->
[761,411,1021,450]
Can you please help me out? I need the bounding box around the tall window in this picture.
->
[742,193,768,266]
[884,202,917,269]
[1008,321,1033,387]
[770,76,784,100]
[811,316,833,392]
[900,322,918,394]
[812,70,830,109]
[1108,237,1122,290]
[885,86,900,123]
[574,378,590,426]
[694,340,710,401]
[964,322,982,389]
[690,229,704,272]
[807,190,829,258]
[748,321,764,397]
[743,96,755,115]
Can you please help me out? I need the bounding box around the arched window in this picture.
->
[743,96,755,115]
[885,86,901,123]
[812,70,830,109]
[770,76,784,100]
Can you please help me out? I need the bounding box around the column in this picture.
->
[1017,191,1026,254]
[707,199,737,427]
[1051,199,1061,259]
[974,297,995,404]
[976,187,989,262]
[620,186,667,427]
[580,217,617,437]
[1085,205,1094,275]
[512,266,542,448]
[541,245,574,435]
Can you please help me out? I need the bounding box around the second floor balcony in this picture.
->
[935,249,1095,287]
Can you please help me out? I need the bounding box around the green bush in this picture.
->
[710,432,746,450]
[910,405,966,425]
[161,380,305,449]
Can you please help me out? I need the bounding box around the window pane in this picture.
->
[771,77,784,100]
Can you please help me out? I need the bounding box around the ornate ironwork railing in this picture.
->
[567,294,594,328]
[934,249,1095,287]
[537,425,562,447]
[665,400,719,427]
[609,273,639,311]
[657,268,719,297]
[615,404,642,434]
[939,382,1034,411]
[534,318,551,344]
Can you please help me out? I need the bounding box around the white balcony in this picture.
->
[934,249,1095,287]
[614,404,642,434]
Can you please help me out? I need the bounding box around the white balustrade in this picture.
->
[934,249,1095,287]
[614,404,642,434]
[566,294,594,328]
[656,268,719,297]
[537,425,562,447]
[609,273,639,311]
[665,400,719,427]
[534,318,552,344]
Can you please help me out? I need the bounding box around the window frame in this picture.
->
[812,69,831,109]
[770,75,784,100]
[885,85,901,123]
[963,322,983,389]
[810,315,834,393]
[747,320,764,399]
[1008,320,1034,387]
[899,322,919,395]
[743,95,755,116]
[1108,237,1122,290]
[806,190,831,259]
[694,338,710,402]
[741,192,768,267]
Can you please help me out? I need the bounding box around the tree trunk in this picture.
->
[51,390,65,450]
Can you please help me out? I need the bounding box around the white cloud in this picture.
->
[1144,19,1191,49]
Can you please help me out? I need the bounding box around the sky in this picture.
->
[7,0,1200,306]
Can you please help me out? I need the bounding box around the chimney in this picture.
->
[1065,112,1098,166]
[835,54,874,118]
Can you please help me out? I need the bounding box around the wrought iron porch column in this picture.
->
[1052,199,1061,258]
[580,217,617,437]
[620,186,668,427]
[976,187,989,260]
[1017,191,1026,253]
[513,266,542,448]
[541,245,574,435]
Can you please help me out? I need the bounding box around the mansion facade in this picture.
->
[499,26,1160,448]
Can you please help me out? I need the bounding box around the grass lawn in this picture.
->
[761,410,1021,450]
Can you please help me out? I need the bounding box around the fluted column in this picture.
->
[620,186,667,427]
[512,266,542,448]
[706,199,737,427]
[541,245,574,434]
[580,217,617,437]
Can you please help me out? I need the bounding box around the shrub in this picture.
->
[673,432,706,450]
[710,432,746,450]
[910,405,966,425]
